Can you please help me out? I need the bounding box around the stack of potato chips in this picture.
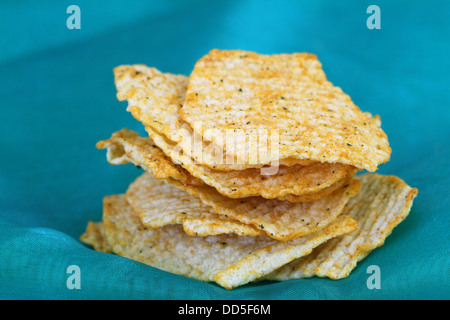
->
[81,50,418,289]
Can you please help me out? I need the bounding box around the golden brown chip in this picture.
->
[266,173,418,280]
[180,49,391,172]
[125,172,265,237]
[79,222,111,253]
[167,176,360,241]
[101,194,358,289]
[113,64,316,171]
[146,125,356,200]
[125,170,359,240]
[182,216,264,237]
[96,128,203,186]
[99,128,357,201]
[276,168,357,202]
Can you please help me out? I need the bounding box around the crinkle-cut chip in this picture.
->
[100,135,360,240]
[113,65,190,145]
[179,49,391,172]
[113,64,316,171]
[80,222,111,253]
[276,169,357,203]
[101,194,358,289]
[96,128,203,186]
[167,176,360,241]
[126,172,265,237]
[265,174,418,281]
[182,216,264,237]
[127,171,359,240]
[144,126,357,200]
[98,128,357,201]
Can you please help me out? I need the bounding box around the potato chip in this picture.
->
[276,169,357,203]
[125,170,359,240]
[125,172,265,237]
[145,125,357,200]
[182,216,265,237]
[79,222,111,253]
[167,176,360,241]
[113,64,315,171]
[96,128,203,186]
[98,128,358,201]
[180,49,391,172]
[266,173,418,280]
[100,194,358,289]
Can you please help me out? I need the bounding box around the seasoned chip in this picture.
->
[113,64,315,171]
[266,174,418,280]
[167,176,360,241]
[96,128,203,186]
[98,130,360,239]
[83,50,411,291]
[80,222,111,253]
[98,128,357,201]
[101,194,358,289]
[145,125,357,200]
[276,170,357,203]
[182,216,265,237]
[126,170,359,240]
[179,49,391,172]
[126,172,265,237]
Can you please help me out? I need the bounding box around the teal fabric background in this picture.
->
[0,0,449,299]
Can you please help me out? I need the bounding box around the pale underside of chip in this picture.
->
[98,194,358,289]
[265,173,418,281]
[125,172,265,237]
[125,171,360,241]
[79,221,111,253]
[113,64,315,171]
[97,128,358,201]
[179,49,391,172]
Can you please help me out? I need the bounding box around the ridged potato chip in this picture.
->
[113,64,315,171]
[80,49,415,292]
[98,128,358,201]
[98,194,358,289]
[167,176,360,241]
[180,49,391,172]
[96,128,203,186]
[80,222,111,253]
[126,170,359,240]
[266,173,418,280]
[145,125,357,200]
[126,172,265,237]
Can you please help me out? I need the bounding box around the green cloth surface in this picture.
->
[0,0,449,299]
